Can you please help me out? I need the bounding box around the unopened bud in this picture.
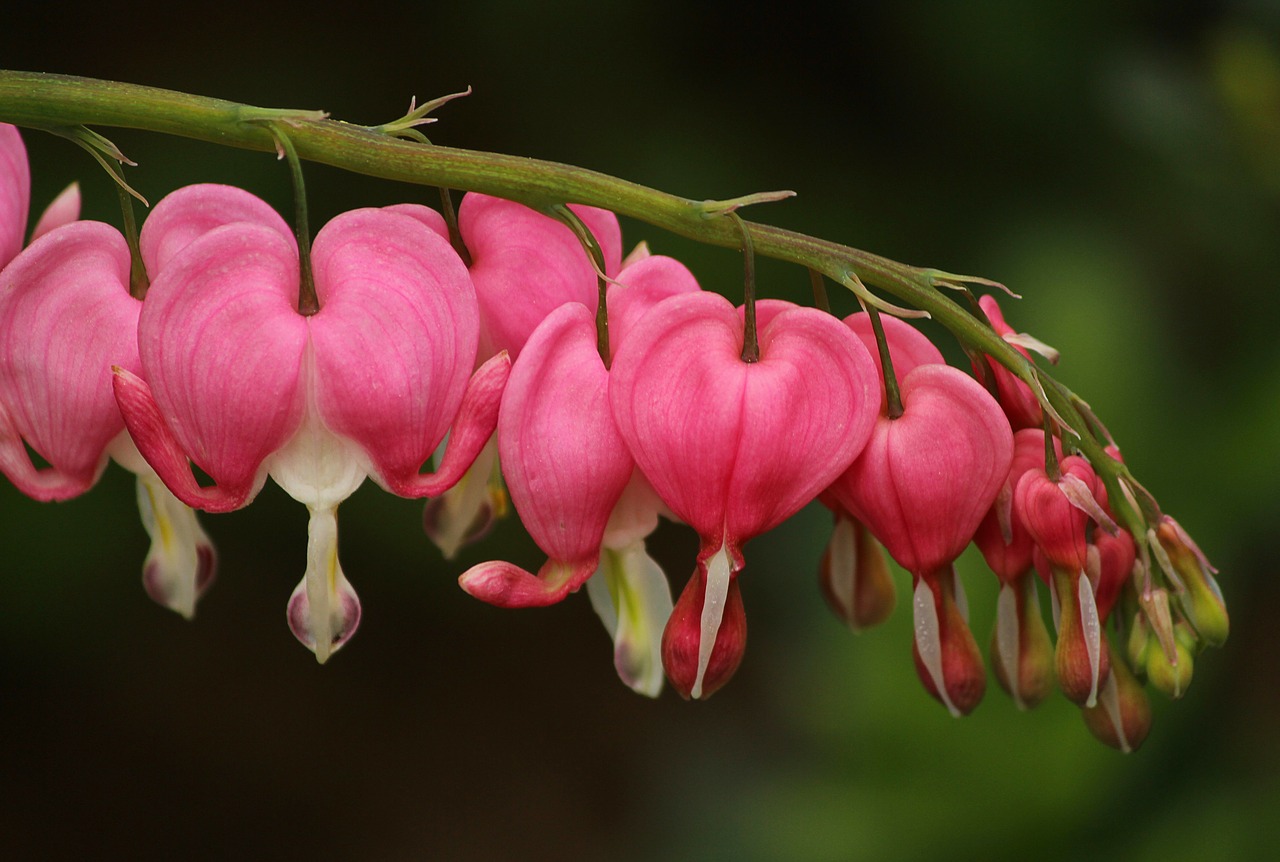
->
[662,565,747,700]
[1052,568,1110,707]
[1156,517,1228,648]
[819,509,896,632]
[1146,622,1196,699]
[990,574,1054,709]
[1081,642,1152,753]
[912,568,986,717]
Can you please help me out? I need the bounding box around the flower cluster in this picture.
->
[0,124,1227,751]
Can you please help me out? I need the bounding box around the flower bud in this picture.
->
[1156,517,1228,648]
[1145,622,1196,699]
[990,574,1054,710]
[819,506,896,632]
[1051,568,1110,707]
[912,567,986,717]
[662,561,747,700]
[1015,456,1105,572]
[1081,641,1152,753]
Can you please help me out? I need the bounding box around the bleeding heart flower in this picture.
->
[818,311,944,632]
[0,183,281,618]
[973,429,1062,709]
[828,364,1013,716]
[975,295,1048,430]
[113,198,509,661]
[459,252,698,695]
[423,193,622,559]
[609,291,879,698]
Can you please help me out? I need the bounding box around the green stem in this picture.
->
[731,212,759,363]
[437,186,471,266]
[266,124,318,316]
[113,173,149,299]
[809,268,830,313]
[864,304,903,419]
[0,70,1144,535]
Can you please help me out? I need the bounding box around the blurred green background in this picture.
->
[2,1,1278,859]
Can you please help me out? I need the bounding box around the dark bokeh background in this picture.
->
[2,1,1278,859]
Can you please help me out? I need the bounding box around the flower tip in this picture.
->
[458,559,588,608]
[287,572,361,664]
[661,570,747,700]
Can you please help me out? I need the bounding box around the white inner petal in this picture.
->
[692,543,733,700]
[268,410,368,509]
[1078,572,1103,708]
[826,513,857,621]
[995,582,1024,710]
[913,579,959,718]
[1097,672,1131,754]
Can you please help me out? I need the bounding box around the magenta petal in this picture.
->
[459,558,598,608]
[606,254,701,353]
[113,368,255,512]
[0,124,30,270]
[381,203,450,243]
[136,223,307,501]
[459,193,622,359]
[139,183,295,275]
[308,208,479,493]
[502,304,634,562]
[833,364,1014,575]
[0,222,139,500]
[376,351,510,499]
[611,292,879,547]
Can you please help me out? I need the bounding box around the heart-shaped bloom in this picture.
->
[113,197,508,661]
[828,364,1014,716]
[0,184,273,618]
[423,194,623,559]
[610,292,879,698]
[460,252,698,696]
[819,312,945,631]
[973,429,1063,709]
[975,295,1046,431]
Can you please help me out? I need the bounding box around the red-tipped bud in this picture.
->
[662,566,747,700]
[1081,641,1152,753]
[990,574,1055,709]
[1051,568,1110,707]
[974,429,1064,583]
[1090,528,1136,622]
[819,507,896,632]
[911,568,986,716]
[974,295,1050,430]
[1016,456,1107,572]
[1156,516,1229,648]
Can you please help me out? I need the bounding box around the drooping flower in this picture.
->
[113,194,508,661]
[609,291,880,698]
[974,295,1052,430]
[1017,455,1118,706]
[818,312,945,631]
[828,364,1014,716]
[0,183,261,618]
[972,428,1063,709]
[423,193,623,558]
[459,251,698,695]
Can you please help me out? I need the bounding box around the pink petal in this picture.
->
[459,193,622,360]
[842,312,945,413]
[308,207,481,494]
[133,223,307,505]
[381,203,450,242]
[29,182,81,244]
[610,292,879,550]
[0,222,139,500]
[139,183,295,276]
[0,124,30,271]
[460,303,633,607]
[606,253,701,356]
[832,364,1014,576]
